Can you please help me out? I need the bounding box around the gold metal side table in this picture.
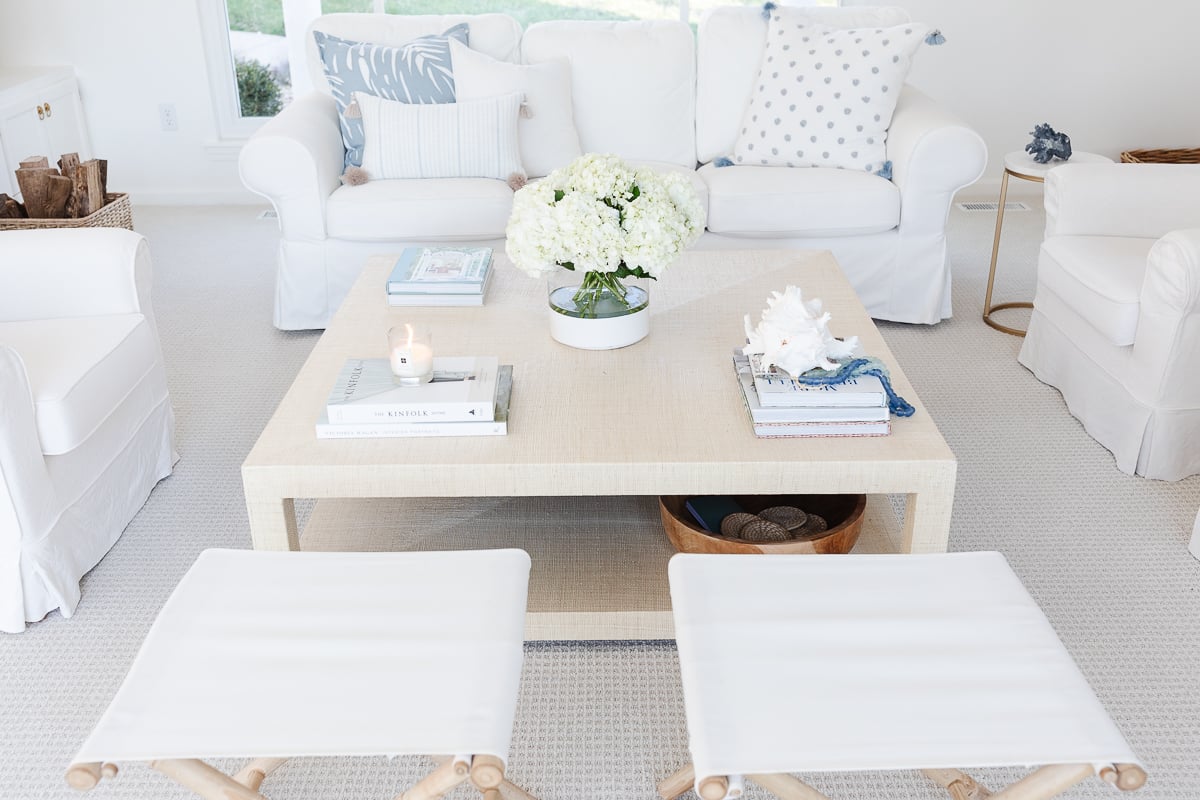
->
[983,150,1112,336]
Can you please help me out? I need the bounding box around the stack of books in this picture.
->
[316,356,513,439]
[732,352,890,438]
[386,246,493,306]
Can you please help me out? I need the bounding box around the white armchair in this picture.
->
[0,229,176,633]
[1018,163,1200,480]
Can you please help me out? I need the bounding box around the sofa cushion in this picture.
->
[307,13,522,90]
[696,5,911,164]
[327,178,514,241]
[698,162,898,237]
[357,91,524,181]
[521,20,696,168]
[314,27,468,168]
[731,15,926,173]
[0,315,161,456]
[1039,236,1152,346]
[449,40,581,178]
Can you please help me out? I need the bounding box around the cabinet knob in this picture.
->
[36,104,44,120]
[44,101,52,118]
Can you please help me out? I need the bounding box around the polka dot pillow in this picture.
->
[731,13,928,173]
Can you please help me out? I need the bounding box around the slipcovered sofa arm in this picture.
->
[1045,164,1200,239]
[0,229,153,326]
[0,346,55,632]
[238,91,344,241]
[1131,229,1200,408]
[887,86,987,233]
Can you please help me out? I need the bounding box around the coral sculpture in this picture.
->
[1025,123,1073,164]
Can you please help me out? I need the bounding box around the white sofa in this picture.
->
[240,8,986,330]
[1018,164,1200,481]
[0,229,177,632]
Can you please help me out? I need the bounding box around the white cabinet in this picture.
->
[0,67,92,197]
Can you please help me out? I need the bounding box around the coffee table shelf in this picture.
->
[301,494,904,640]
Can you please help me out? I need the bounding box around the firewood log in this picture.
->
[0,193,27,219]
[16,167,56,218]
[45,174,74,218]
[18,156,49,170]
[58,152,80,178]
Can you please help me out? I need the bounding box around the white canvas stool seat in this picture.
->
[67,548,537,800]
[660,553,1146,800]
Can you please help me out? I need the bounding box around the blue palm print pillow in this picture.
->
[314,24,470,168]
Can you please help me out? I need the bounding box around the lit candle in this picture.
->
[388,323,434,385]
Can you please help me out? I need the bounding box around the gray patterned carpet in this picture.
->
[2,201,1198,800]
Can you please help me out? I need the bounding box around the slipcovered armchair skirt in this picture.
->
[1018,163,1200,480]
[0,229,177,633]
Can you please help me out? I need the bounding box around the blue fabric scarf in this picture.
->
[793,357,915,417]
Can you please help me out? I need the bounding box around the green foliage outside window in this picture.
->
[235,59,284,117]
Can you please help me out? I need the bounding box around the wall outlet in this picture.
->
[158,103,178,132]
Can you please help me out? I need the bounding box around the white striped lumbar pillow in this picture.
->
[356,91,525,182]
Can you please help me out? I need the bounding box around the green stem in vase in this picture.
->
[572,269,631,318]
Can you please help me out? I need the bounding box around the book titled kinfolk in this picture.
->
[386,247,492,294]
[747,352,887,409]
[317,366,513,439]
[326,356,499,424]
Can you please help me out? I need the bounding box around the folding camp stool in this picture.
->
[659,552,1146,800]
[67,548,538,800]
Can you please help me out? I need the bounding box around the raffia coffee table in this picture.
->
[242,250,956,639]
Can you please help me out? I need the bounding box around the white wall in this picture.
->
[898,0,1200,196]
[0,0,252,204]
[1,0,1197,203]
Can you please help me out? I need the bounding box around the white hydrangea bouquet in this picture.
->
[505,153,705,317]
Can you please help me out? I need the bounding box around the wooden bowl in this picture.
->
[658,494,866,554]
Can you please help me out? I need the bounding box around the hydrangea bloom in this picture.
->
[505,154,705,284]
[743,286,861,376]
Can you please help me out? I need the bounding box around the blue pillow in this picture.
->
[314,24,470,168]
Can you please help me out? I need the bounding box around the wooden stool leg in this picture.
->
[989,764,1094,800]
[658,764,696,800]
[697,775,730,800]
[495,778,539,800]
[1101,763,1148,791]
[150,760,269,800]
[748,772,832,800]
[470,754,505,791]
[66,762,118,790]
[397,757,470,800]
[234,757,289,791]
[923,767,994,799]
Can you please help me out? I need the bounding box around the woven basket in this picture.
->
[0,193,133,231]
[1120,148,1200,164]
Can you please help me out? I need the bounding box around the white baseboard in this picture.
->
[958,176,1044,202]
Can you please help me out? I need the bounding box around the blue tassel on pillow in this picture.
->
[875,161,893,180]
[762,2,777,20]
[925,29,946,45]
[714,156,735,168]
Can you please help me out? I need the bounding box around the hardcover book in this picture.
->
[317,366,513,439]
[733,355,890,424]
[326,356,498,424]
[745,352,887,408]
[386,247,492,294]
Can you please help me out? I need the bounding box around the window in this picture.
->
[202,0,837,136]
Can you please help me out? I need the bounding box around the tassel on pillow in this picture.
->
[507,172,528,192]
[344,99,362,119]
[714,156,735,168]
[762,2,777,20]
[874,161,893,181]
[341,166,368,186]
[925,29,946,45]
